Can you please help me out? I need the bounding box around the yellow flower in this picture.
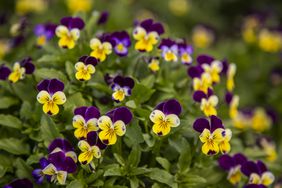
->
[149,109,180,136]
[56,25,80,49]
[251,108,272,132]
[133,27,159,52]
[36,35,47,46]
[73,115,99,139]
[218,128,232,154]
[249,172,275,186]
[242,16,259,44]
[229,95,239,119]
[200,95,218,117]
[0,40,10,59]
[148,58,160,72]
[78,140,101,165]
[260,138,277,162]
[193,72,213,94]
[258,29,282,53]
[232,112,251,130]
[199,128,225,155]
[227,166,242,185]
[227,63,236,92]
[37,90,66,115]
[16,0,46,15]
[89,38,112,62]
[75,62,95,81]
[42,164,67,185]
[66,0,93,13]
[98,116,126,145]
[8,62,25,83]
[192,26,214,48]
[168,0,190,16]
[202,60,222,84]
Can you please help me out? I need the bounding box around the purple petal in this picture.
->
[225,92,233,105]
[34,24,45,36]
[0,65,11,80]
[112,107,133,124]
[70,17,85,30]
[241,161,259,177]
[39,157,49,168]
[5,179,33,188]
[113,75,124,86]
[64,156,77,173]
[47,79,64,94]
[85,56,98,66]
[155,101,165,111]
[124,77,135,89]
[85,106,100,121]
[60,17,72,27]
[32,169,44,184]
[96,138,107,150]
[187,66,204,78]
[193,91,207,102]
[37,79,50,91]
[48,151,76,173]
[193,118,210,133]
[21,60,35,74]
[210,115,224,132]
[48,138,73,153]
[207,88,213,97]
[151,22,164,35]
[97,11,109,25]
[221,59,229,75]
[74,106,87,117]
[244,185,266,188]
[257,160,267,174]
[233,153,247,166]
[163,99,182,116]
[218,154,234,171]
[197,54,214,65]
[140,19,153,31]
[86,131,98,146]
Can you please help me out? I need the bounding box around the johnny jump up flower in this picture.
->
[110,75,135,102]
[98,107,133,145]
[159,38,178,62]
[36,79,66,115]
[75,56,98,81]
[133,19,164,52]
[257,137,277,162]
[251,108,272,132]
[218,153,247,185]
[193,115,232,155]
[0,64,11,80]
[227,63,237,92]
[8,57,35,83]
[56,16,84,49]
[148,57,160,72]
[111,31,131,56]
[200,95,219,117]
[192,25,214,48]
[34,23,56,47]
[202,60,222,84]
[89,34,112,62]
[150,99,182,136]
[66,0,93,13]
[178,41,193,65]
[73,106,100,139]
[32,157,50,184]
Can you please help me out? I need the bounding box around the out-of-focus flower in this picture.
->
[232,111,252,130]
[36,79,66,115]
[193,116,232,155]
[229,94,240,119]
[66,0,93,13]
[8,57,35,83]
[16,0,46,15]
[56,17,84,49]
[48,138,77,163]
[178,41,193,65]
[111,31,131,57]
[257,137,277,162]
[258,29,282,53]
[75,56,98,81]
[133,19,164,52]
[10,17,27,37]
[110,75,135,102]
[0,40,11,59]
[270,67,282,86]
[0,64,11,80]
[4,178,33,188]
[89,34,112,62]
[98,107,132,145]
[73,106,100,139]
[218,153,247,185]
[148,57,160,72]
[34,23,56,47]
[202,60,222,84]
[97,11,109,25]
[227,63,236,92]
[241,160,275,187]
[242,16,260,44]
[200,95,218,117]
[168,0,190,16]
[159,38,178,62]
[193,72,213,94]
[251,108,272,132]
[192,25,214,48]
[150,99,182,136]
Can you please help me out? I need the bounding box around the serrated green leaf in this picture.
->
[0,97,19,109]
[0,138,29,155]
[0,114,22,129]
[146,168,177,188]
[104,164,123,176]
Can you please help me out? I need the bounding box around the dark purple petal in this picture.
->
[97,11,109,25]
[112,107,133,124]
[193,118,210,133]
[221,59,229,75]
[244,185,266,188]
[22,61,35,74]
[32,169,44,184]
[48,138,73,153]
[85,106,100,121]
[140,19,153,31]
[64,156,77,173]
[151,22,164,35]
[197,54,214,65]
[37,79,50,91]
[210,115,224,132]
[85,56,98,66]
[241,161,259,177]
[47,79,64,94]
[225,92,233,105]
[48,151,76,173]
[39,157,49,168]
[163,99,182,116]
[71,17,85,29]
[257,160,267,174]
[193,90,207,102]
[233,153,247,166]
[4,179,33,188]
[113,75,124,86]
[207,88,213,97]
[155,101,165,111]
[106,109,115,120]
[104,73,114,85]
[74,106,87,117]
[187,66,204,78]
[159,38,175,48]
[0,65,11,80]
[86,131,98,146]
[218,154,235,171]
[96,138,107,150]
[124,77,135,89]
[60,17,72,27]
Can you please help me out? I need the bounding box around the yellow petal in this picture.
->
[90,50,106,62]
[92,145,101,158]
[86,118,99,131]
[223,129,232,141]
[261,172,275,186]
[58,37,75,49]
[56,25,69,38]
[78,151,94,164]
[152,121,171,136]
[113,120,126,136]
[74,127,88,139]
[78,140,91,152]
[99,129,117,145]
[133,27,146,40]
[102,42,112,54]
[73,115,85,128]
[249,173,261,184]
[112,90,125,102]
[75,62,85,71]
[209,95,218,106]
[86,64,95,74]
[149,110,165,124]
[212,128,225,143]
[219,140,231,154]
[98,116,113,130]
[42,163,56,175]
[199,128,211,143]
[43,102,59,115]
[75,70,91,81]
[65,151,77,163]
[201,141,219,155]
[90,38,102,49]
[57,171,67,185]
[166,114,180,127]
[37,90,51,104]
[70,28,80,41]
[147,31,159,44]
[52,91,66,105]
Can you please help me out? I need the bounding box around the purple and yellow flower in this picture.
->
[75,56,98,81]
[8,57,35,83]
[193,115,232,155]
[0,64,11,80]
[110,75,135,102]
[32,157,50,184]
[193,72,213,94]
[192,25,214,48]
[4,178,33,188]
[73,106,100,139]
[242,15,260,44]
[111,31,131,57]
[48,138,77,163]
[257,137,277,162]
[200,95,218,117]
[133,19,164,52]
[34,23,56,47]
[202,60,223,84]
[89,34,112,62]
[55,17,84,49]
[149,99,182,136]
[178,41,193,65]
[241,160,275,187]
[159,38,178,62]
[251,108,272,132]
[78,131,107,165]
[36,79,66,115]
[218,153,247,185]
[98,107,133,145]
[147,57,160,72]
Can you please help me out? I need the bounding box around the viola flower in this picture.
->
[241,160,275,187]
[32,157,50,184]
[200,95,218,117]
[232,111,252,130]
[258,29,282,53]
[150,99,182,136]
[193,115,232,155]
[78,131,106,165]
[0,39,11,59]
[97,11,109,25]
[8,57,35,83]
[55,17,84,49]
[178,41,193,65]
[48,138,77,163]
[89,34,112,62]
[226,63,237,92]
[202,60,223,84]
[66,0,93,13]
[98,107,133,145]
[251,108,272,132]
[133,19,164,52]
[16,0,46,15]
[36,79,66,115]
[34,23,56,47]
[111,31,131,57]
[159,38,178,62]
[257,137,277,162]
[75,56,98,81]
[192,25,214,48]
[73,106,100,139]
[242,15,260,44]
[4,178,33,188]
[218,153,247,185]
[0,64,11,80]
[148,57,160,72]
[111,75,135,102]
[193,72,213,95]
[228,94,240,119]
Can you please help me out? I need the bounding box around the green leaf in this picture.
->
[0,138,29,155]
[146,168,177,188]
[178,174,206,185]
[177,144,192,173]
[20,101,32,119]
[37,54,62,64]
[114,153,126,166]
[125,100,137,109]
[127,146,141,167]
[130,167,150,176]
[65,61,75,81]
[34,68,68,83]
[130,83,155,104]
[14,158,32,179]
[104,164,123,177]
[125,120,144,145]
[67,180,85,188]
[64,92,88,110]
[141,74,155,88]
[156,157,171,171]
[0,97,19,109]
[40,115,61,146]
[129,176,139,188]
[0,114,22,129]
[0,165,7,178]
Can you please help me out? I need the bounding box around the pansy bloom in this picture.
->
[89,34,112,62]
[133,19,164,52]
[110,75,135,102]
[55,17,84,49]
[200,95,218,117]
[97,11,109,25]
[8,57,35,83]
[226,63,237,92]
[111,31,131,56]
[48,138,77,163]
[73,106,100,139]
[241,160,275,187]
[78,131,107,165]
[257,137,277,162]
[66,0,93,13]
[178,41,193,65]
[36,79,66,115]
[32,157,50,184]
[4,178,33,188]
[148,57,160,72]
[251,108,272,132]
[193,115,232,155]
[75,56,98,81]
[193,72,213,95]
[202,60,223,84]
[159,38,178,62]
[0,64,11,80]
[98,107,133,145]
[218,153,247,185]
[150,99,182,136]
[192,25,214,48]
[34,23,56,47]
